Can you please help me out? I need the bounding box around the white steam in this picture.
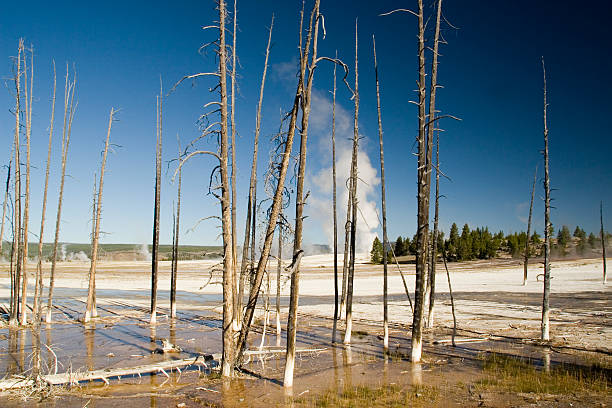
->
[307,90,380,253]
[59,243,90,262]
[139,244,152,261]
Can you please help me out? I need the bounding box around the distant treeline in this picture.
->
[371,223,611,263]
[0,242,223,261]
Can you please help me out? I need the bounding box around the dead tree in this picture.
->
[442,248,456,346]
[426,131,440,329]
[523,166,537,285]
[46,64,76,323]
[235,2,314,370]
[151,83,163,325]
[285,0,322,386]
[339,200,350,319]
[276,220,282,346]
[19,46,34,326]
[218,0,236,377]
[422,0,443,333]
[412,0,429,363]
[239,15,274,319]
[170,141,182,319]
[0,160,10,260]
[10,41,24,326]
[373,35,389,350]
[34,62,56,323]
[230,0,239,327]
[343,19,359,346]
[171,0,235,377]
[601,201,607,284]
[331,51,339,343]
[541,57,552,341]
[85,108,116,323]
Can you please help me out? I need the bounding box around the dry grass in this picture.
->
[294,384,439,407]
[476,352,610,395]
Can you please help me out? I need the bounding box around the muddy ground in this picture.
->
[0,255,609,406]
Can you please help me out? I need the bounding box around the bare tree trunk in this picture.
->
[284,1,321,387]
[423,0,443,332]
[150,84,163,325]
[411,0,428,363]
[601,201,607,284]
[171,144,182,319]
[541,57,551,341]
[339,201,351,320]
[235,3,313,369]
[442,248,456,346]
[259,264,271,351]
[0,160,10,261]
[343,20,359,346]
[229,0,239,328]
[20,44,34,326]
[426,131,440,329]
[373,36,389,350]
[218,0,235,378]
[239,15,274,319]
[10,41,24,326]
[90,174,98,316]
[523,166,537,285]
[46,65,76,323]
[33,62,56,324]
[331,50,339,344]
[276,221,282,347]
[85,108,115,323]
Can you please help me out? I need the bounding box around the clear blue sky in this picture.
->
[0,0,610,248]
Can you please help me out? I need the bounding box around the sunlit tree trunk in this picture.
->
[411,0,428,363]
[10,41,24,326]
[423,0,442,331]
[276,221,282,347]
[150,84,163,325]
[343,20,359,346]
[541,57,551,341]
[33,62,56,323]
[20,47,34,326]
[229,0,239,328]
[331,51,339,343]
[85,108,115,323]
[0,160,10,262]
[426,131,440,329]
[284,0,321,387]
[235,3,311,371]
[218,0,236,378]
[239,15,274,319]
[170,144,182,319]
[46,65,76,323]
[373,36,389,349]
[523,167,537,285]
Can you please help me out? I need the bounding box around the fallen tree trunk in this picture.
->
[0,348,326,391]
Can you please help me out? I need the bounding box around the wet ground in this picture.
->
[0,258,610,406]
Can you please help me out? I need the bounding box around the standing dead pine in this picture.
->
[151,83,163,325]
[46,64,76,323]
[523,167,537,285]
[85,108,116,323]
[372,35,389,350]
[33,61,56,323]
[541,57,552,341]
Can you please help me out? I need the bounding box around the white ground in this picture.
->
[0,254,609,350]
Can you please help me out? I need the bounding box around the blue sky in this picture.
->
[0,0,610,248]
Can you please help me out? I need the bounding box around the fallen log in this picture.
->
[433,337,488,345]
[0,347,327,391]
